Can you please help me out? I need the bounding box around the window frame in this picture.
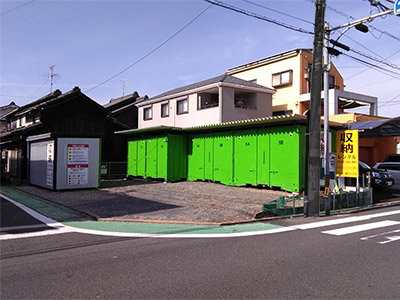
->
[272,70,293,88]
[176,98,188,115]
[143,106,153,121]
[161,102,169,118]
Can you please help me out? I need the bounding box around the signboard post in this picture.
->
[336,130,359,178]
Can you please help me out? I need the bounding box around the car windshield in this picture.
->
[359,161,371,170]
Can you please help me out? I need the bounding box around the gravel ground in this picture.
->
[15,179,289,224]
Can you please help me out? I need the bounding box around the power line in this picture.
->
[342,52,400,79]
[378,94,400,108]
[243,0,314,25]
[204,0,314,35]
[85,4,212,94]
[344,49,400,80]
[1,0,35,16]
[310,0,400,43]
[349,48,400,71]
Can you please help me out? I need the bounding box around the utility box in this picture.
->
[27,134,100,190]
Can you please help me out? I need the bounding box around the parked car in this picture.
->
[344,161,394,189]
[384,154,400,162]
[373,162,400,190]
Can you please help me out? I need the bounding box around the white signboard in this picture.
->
[68,144,89,164]
[46,142,54,187]
[67,164,88,186]
[67,144,89,186]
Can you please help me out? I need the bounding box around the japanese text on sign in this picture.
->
[336,130,359,178]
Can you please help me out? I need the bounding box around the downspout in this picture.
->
[218,83,223,124]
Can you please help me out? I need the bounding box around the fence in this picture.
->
[100,162,127,180]
[262,188,372,217]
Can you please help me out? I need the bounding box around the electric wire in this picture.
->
[243,0,314,25]
[378,94,400,108]
[341,52,400,79]
[204,0,314,35]
[344,49,400,80]
[1,0,35,16]
[85,4,212,94]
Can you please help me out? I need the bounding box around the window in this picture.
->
[177,99,188,115]
[234,92,257,109]
[161,103,169,118]
[143,107,152,120]
[198,93,219,110]
[272,70,292,87]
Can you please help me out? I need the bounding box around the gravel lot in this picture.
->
[16,180,288,224]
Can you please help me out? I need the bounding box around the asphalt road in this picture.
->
[1,198,400,299]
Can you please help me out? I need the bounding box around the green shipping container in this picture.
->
[127,134,187,182]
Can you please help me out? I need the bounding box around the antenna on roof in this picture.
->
[120,79,127,96]
[44,65,60,93]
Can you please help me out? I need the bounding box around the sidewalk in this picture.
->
[2,180,287,225]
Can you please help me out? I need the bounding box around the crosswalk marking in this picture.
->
[361,229,400,245]
[293,210,400,230]
[321,220,400,236]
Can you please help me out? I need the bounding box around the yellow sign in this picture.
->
[336,130,359,178]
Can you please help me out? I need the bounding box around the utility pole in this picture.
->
[323,23,331,215]
[307,0,326,217]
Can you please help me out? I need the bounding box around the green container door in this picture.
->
[137,139,146,177]
[204,135,214,181]
[157,136,168,179]
[127,140,138,176]
[167,134,188,181]
[234,130,257,186]
[188,136,205,181]
[146,138,158,178]
[269,126,301,192]
[257,129,270,186]
[213,132,233,185]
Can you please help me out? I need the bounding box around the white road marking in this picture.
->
[292,210,400,230]
[321,220,400,236]
[361,229,400,245]
[0,228,75,240]
[2,193,400,240]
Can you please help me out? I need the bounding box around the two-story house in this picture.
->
[227,48,378,116]
[137,74,275,129]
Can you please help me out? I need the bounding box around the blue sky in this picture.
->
[1,0,399,117]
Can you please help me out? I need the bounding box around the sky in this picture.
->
[1,0,399,118]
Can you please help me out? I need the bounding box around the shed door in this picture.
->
[188,136,205,181]
[213,132,233,185]
[157,137,168,179]
[137,140,146,177]
[204,136,214,181]
[234,130,257,185]
[127,140,138,176]
[257,129,270,186]
[270,127,299,191]
[146,138,158,178]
